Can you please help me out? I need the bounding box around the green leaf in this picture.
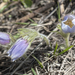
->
[18,28,38,37]
[13,33,20,39]
[20,0,27,8]
[31,68,37,75]
[57,45,73,56]
[69,0,72,1]
[29,19,35,23]
[57,25,61,30]
[15,22,29,25]
[32,55,43,68]
[29,19,38,26]
[18,28,39,43]
[24,0,32,7]
[21,0,32,7]
[0,4,7,13]
[53,42,58,55]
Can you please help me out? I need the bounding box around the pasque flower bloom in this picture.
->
[7,38,29,61]
[0,32,10,45]
[61,15,75,33]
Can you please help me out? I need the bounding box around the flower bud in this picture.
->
[7,38,29,61]
[0,32,10,45]
[61,15,75,33]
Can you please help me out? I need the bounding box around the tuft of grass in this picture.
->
[15,22,29,25]
[69,0,72,2]
[53,42,58,55]
[20,0,27,8]
[0,4,8,13]
[24,0,32,7]
[29,19,38,26]
[15,21,38,26]
[57,45,73,56]
[31,68,37,75]
[20,0,32,8]
[52,42,73,56]
[32,55,43,68]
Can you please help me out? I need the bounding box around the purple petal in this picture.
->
[63,15,75,21]
[11,43,28,57]
[7,38,27,55]
[0,32,10,45]
[7,38,29,61]
[61,15,75,33]
[11,44,28,61]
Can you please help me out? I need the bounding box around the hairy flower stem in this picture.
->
[64,33,70,48]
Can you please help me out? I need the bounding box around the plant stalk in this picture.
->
[65,33,70,48]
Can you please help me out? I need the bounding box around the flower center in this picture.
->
[64,19,74,28]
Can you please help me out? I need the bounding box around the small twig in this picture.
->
[0,26,11,29]
[37,22,52,26]
[8,1,20,7]
[59,50,71,73]
[0,6,17,17]
[58,0,64,14]
[39,7,58,24]
[47,27,58,39]
[10,1,55,33]
[3,7,17,16]
[35,66,39,75]
[0,1,19,17]
[16,1,55,22]
[37,7,58,32]
[64,2,72,14]
[64,63,75,75]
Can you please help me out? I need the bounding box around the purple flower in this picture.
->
[7,38,29,61]
[0,32,10,45]
[61,15,75,33]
